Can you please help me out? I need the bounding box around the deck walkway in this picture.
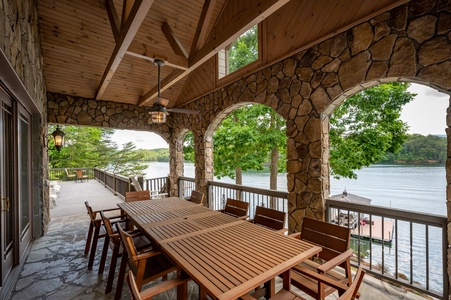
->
[8,180,427,299]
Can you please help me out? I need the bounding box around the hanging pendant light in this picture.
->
[149,59,168,124]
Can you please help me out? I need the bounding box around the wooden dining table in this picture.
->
[118,197,322,300]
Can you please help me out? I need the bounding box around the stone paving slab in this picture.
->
[8,180,432,299]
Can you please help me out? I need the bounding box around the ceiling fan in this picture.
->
[148,59,199,123]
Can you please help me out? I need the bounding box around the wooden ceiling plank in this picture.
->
[189,0,218,57]
[161,21,189,58]
[95,0,154,101]
[138,0,290,106]
[106,0,121,42]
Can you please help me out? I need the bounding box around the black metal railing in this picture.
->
[326,199,448,299]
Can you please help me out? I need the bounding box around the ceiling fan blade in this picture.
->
[155,97,169,107]
[167,108,199,115]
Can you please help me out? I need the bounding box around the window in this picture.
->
[218,25,258,78]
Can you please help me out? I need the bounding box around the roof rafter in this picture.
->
[105,0,120,42]
[126,41,189,70]
[95,0,154,100]
[161,21,189,58]
[189,0,218,57]
[137,0,290,106]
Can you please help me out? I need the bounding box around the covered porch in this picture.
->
[0,0,450,299]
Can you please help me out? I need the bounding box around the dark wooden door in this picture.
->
[0,88,15,282]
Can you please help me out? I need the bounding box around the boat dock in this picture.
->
[352,218,394,244]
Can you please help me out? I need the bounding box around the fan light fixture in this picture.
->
[150,59,168,124]
[150,106,167,123]
[46,125,65,152]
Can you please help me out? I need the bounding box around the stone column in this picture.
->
[168,133,184,197]
[194,130,213,207]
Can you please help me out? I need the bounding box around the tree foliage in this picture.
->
[381,134,446,163]
[48,125,147,176]
[212,104,286,180]
[183,132,195,162]
[228,25,258,73]
[330,82,415,179]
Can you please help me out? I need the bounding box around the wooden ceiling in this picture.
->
[37,0,409,109]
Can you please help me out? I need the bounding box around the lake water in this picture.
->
[144,162,446,215]
[143,162,446,293]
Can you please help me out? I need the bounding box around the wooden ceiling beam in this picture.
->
[106,0,120,42]
[137,0,290,106]
[96,0,154,100]
[189,0,218,57]
[138,69,185,105]
[161,21,189,58]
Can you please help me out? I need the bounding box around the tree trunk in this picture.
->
[236,167,242,200]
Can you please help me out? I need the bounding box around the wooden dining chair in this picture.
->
[248,206,287,233]
[289,217,353,300]
[84,201,122,269]
[126,270,191,300]
[125,190,151,202]
[75,169,88,182]
[65,168,76,181]
[188,190,205,205]
[219,198,249,219]
[99,210,152,294]
[241,267,365,300]
[115,224,177,299]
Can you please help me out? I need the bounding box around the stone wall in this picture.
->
[0,1,48,231]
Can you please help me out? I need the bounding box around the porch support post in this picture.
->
[445,95,451,292]
[194,130,213,207]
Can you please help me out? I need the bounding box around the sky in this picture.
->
[111,83,449,149]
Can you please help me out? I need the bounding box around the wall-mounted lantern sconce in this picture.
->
[46,125,65,152]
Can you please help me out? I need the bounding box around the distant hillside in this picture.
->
[135,148,169,162]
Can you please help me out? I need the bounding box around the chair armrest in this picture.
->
[139,275,191,300]
[237,215,249,220]
[132,250,162,262]
[246,219,254,223]
[317,249,353,274]
[292,265,349,294]
[94,207,121,214]
[277,228,288,234]
[288,232,301,239]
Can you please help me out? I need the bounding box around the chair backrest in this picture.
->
[223,198,249,218]
[75,169,84,178]
[117,224,139,261]
[100,210,118,242]
[190,190,205,205]
[126,270,142,300]
[125,190,151,202]
[85,201,97,222]
[338,267,365,300]
[253,206,286,231]
[301,217,351,262]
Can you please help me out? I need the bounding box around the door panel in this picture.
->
[18,106,31,259]
[0,88,14,283]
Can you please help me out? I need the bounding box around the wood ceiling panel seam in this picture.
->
[333,0,364,31]
[41,45,111,63]
[353,0,382,22]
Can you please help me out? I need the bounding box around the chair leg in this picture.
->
[98,235,110,274]
[84,222,94,256]
[115,250,128,300]
[88,222,101,269]
[105,245,119,294]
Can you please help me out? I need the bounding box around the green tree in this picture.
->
[381,134,446,163]
[48,125,147,176]
[228,25,258,73]
[330,82,415,179]
[212,104,286,185]
[183,132,195,162]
